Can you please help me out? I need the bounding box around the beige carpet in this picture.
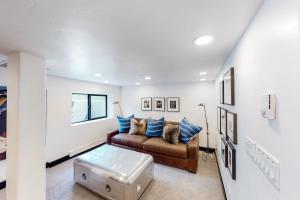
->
[0,151,225,200]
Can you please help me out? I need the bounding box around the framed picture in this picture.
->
[217,107,221,134]
[220,108,227,136]
[220,81,224,104]
[141,97,152,111]
[221,137,228,167]
[167,97,180,112]
[227,111,237,144]
[223,67,235,105]
[0,86,7,161]
[153,97,165,112]
[228,141,236,180]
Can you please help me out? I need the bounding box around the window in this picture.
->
[72,93,107,124]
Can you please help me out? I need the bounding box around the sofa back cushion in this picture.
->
[117,114,134,133]
[129,118,147,135]
[145,117,164,137]
[179,117,202,144]
[163,124,180,144]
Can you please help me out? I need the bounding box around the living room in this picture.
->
[0,0,299,200]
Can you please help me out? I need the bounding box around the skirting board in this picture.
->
[215,152,228,200]
[69,138,106,157]
[46,139,106,168]
[199,147,215,154]
[0,141,107,190]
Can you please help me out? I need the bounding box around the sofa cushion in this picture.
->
[179,117,202,144]
[162,124,179,144]
[129,118,147,135]
[111,134,148,149]
[145,117,164,137]
[143,138,187,159]
[117,114,134,133]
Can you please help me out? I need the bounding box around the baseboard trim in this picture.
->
[69,138,106,157]
[70,142,106,159]
[0,181,6,190]
[46,142,106,168]
[0,142,107,190]
[46,155,70,168]
[214,152,227,200]
[199,147,215,153]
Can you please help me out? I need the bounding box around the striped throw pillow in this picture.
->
[146,117,165,137]
[117,114,134,133]
[179,117,202,144]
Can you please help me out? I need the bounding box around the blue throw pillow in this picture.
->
[146,117,165,137]
[179,117,202,144]
[117,114,134,133]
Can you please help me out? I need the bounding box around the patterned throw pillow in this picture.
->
[117,114,134,133]
[163,124,180,144]
[129,118,147,135]
[145,117,165,137]
[179,117,202,144]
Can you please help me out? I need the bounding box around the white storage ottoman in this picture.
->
[74,144,154,200]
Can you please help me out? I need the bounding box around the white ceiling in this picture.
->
[0,0,262,86]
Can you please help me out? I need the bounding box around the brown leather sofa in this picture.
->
[107,121,199,173]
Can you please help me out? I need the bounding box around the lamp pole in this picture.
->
[198,103,209,161]
[112,101,123,116]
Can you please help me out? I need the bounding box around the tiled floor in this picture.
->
[0,151,225,200]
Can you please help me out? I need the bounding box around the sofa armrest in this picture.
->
[187,134,199,160]
[107,130,119,144]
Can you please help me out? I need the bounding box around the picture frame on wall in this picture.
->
[223,67,235,105]
[220,108,227,136]
[167,97,180,112]
[227,111,237,144]
[141,97,152,111]
[0,86,7,161]
[228,141,236,180]
[221,137,228,167]
[220,81,224,104]
[217,107,221,134]
[153,97,165,112]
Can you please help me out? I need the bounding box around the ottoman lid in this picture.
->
[75,144,153,184]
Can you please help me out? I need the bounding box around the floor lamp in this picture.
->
[112,101,123,116]
[198,103,209,161]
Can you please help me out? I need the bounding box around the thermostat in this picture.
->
[261,94,276,120]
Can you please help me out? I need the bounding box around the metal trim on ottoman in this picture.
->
[74,144,154,200]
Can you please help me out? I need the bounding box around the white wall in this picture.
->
[215,0,299,200]
[46,76,121,162]
[0,70,122,179]
[6,52,46,200]
[122,82,217,148]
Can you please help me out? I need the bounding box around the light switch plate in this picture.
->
[245,137,280,191]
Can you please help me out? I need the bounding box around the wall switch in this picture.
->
[245,137,280,191]
[245,137,256,162]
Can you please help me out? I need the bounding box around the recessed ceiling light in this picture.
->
[144,76,151,80]
[194,35,214,46]
[200,78,207,81]
[94,73,102,77]
[136,82,141,86]
[104,80,109,84]
[199,72,207,75]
